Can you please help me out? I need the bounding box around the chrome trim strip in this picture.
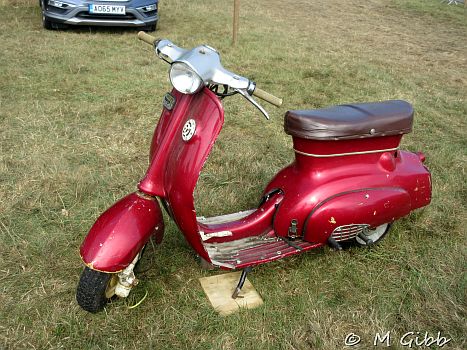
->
[294,147,399,158]
[66,17,145,25]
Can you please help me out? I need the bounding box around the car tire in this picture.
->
[142,21,157,32]
[42,16,53,30]
[40,0,53,30]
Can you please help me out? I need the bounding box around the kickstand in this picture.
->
[232,266,252,299]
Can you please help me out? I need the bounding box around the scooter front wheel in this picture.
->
[76,267,117,313]
[355,223,392,246]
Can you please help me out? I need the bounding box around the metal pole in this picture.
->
[232,0,240,46]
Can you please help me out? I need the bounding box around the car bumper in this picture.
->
[45,6,157,27]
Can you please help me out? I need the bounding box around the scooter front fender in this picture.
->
[80,192,164,273]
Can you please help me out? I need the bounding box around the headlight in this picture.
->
[48,0,75,8]
[169,62,203,94]
[138,3,157,12]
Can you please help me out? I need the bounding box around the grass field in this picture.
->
[1,0,466,349]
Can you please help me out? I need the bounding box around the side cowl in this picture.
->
[80,192,164,273]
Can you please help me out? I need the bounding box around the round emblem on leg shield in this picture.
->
[182,119,196,141]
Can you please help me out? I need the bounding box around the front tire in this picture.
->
[142,21,157,32]
[76,267,117,313]
[42,15,53,30]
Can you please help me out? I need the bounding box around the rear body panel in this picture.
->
[266,134,431,243]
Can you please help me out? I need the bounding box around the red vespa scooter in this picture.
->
[76,32,431,313]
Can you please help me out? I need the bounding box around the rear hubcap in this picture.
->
[356,223,389,245]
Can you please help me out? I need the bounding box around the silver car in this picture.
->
[39,0,158,30]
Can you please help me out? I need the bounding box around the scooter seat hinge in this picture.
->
[287,219,299,240]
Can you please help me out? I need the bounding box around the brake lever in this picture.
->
[235,88,270,120]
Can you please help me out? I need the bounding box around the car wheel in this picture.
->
[40,0,53,30]
[142,21,157,32]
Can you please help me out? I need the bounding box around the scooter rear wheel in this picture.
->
[355,223,392,246]
[76,267,117,313]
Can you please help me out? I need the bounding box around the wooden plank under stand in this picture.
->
[199,271,263,316]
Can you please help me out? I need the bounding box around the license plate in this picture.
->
[88,4,125,15]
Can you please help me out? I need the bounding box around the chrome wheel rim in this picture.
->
[356,223,389,245]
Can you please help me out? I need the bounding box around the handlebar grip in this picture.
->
[137,31,158,46]
[252,87,283,107]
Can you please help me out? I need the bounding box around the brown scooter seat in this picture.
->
[284,100,413,140]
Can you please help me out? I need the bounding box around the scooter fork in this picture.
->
[110,253,140,298]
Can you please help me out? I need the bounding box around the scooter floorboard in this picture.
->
[204,233,323,269]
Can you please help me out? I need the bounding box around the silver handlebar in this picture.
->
[156,40,250,90]
[153,39,272,119]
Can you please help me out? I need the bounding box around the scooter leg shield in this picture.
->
[79,192,164,273]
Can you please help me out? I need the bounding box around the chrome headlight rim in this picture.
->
[169,62,204,95]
